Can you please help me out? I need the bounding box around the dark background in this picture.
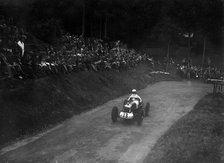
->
[0,0,223,59]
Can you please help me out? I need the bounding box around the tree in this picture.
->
[81,1,86,37]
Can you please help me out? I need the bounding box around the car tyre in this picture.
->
[137,110,144,126]
[145,102,150,117]
[111,106,118,123]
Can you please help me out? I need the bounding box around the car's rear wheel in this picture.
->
[145,102,150,117]
[111,106,118,123]
[137,110,144,126]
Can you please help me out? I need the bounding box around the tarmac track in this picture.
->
[0,81,212,163]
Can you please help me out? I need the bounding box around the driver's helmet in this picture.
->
[131,89,137,94]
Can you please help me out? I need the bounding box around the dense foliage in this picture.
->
[0,0,222,49]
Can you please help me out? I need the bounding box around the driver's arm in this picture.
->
[128,95,133,101]
[137,95,142,103]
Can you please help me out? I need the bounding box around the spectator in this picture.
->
[17,35,26,57]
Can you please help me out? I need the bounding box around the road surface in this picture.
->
[0,81,212,163]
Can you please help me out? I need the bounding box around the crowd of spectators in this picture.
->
[1,16,223,82]
[0,16,155,80]
[0,16,27,79]
[176,59,224,80]
[39,34,150,74]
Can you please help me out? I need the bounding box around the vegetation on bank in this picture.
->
[144,94,224,163]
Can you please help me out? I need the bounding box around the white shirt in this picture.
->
[17,40,24,56]
[128,94,142,103]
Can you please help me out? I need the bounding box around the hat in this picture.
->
[132,89,137,93]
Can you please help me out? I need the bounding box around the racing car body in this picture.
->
[111,98,150,125]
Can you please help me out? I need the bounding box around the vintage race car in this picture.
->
[111,98,150,125]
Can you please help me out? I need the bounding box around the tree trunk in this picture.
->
[90,22,93,37]
[99,15,102,39]
[202,38,206,68]
[81,3,86,37]
[104,11,108,39]
[166,41,170,72]
[188,34,191,68]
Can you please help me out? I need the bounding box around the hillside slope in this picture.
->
[0,64,178,147]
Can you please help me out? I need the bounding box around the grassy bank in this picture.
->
[144,94,224,163]
[0,64,178,147]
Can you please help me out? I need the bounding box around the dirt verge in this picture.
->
[144,94,224,163]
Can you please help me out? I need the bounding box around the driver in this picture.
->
[128,89,142,103]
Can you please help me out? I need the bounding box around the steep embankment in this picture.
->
[0,64,178,147]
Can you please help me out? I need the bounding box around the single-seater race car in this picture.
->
[111,98,150,125]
